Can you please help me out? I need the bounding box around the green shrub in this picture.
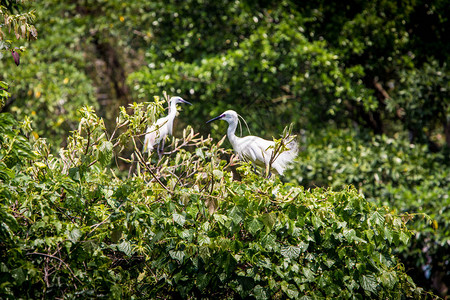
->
[289,128,449,296]
[0,107,429,298]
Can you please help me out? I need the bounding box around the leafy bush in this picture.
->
[0,106,429,298]
[290,128,449,295]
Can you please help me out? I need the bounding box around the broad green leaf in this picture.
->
[302,267,315,282]
[173,213,186,226]
[380,270,398,289]
[197,272,210,290]
[298,241,309,253]
[253,285,267,300]
[369,211,385,226]
[285,284,299,299]
[198,235,210,246]
[68,228,82,243]
[229,206,243,224]
[281,246,300,259]
[248,218,263,235]
[117,241,132,256]
[343,228,356,242]
[311,214,325,229]
[213,213,229,226]
[399,231,410,245]
[360,274,378,294]
[383,227,393,244]
[261,212,276,230]
[11,268,25,286]
[169,250,185,263]
[261,234,277,250]
[98,141,113,167]
[68,167,81,182]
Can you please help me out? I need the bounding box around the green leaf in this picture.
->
[369,211,385,226]
[213,213,229,226]
[111,229,122,243]
[98,141,113,167]
[261,234,277,250]
[68,228,82,243]
[360,274,378,294]
[383,227,393,244]
[169,250,185,263]
[261,212,276,230]
[198,235,210,246]
[343,228,356,242]
[173,213,186,226]
[229,206,243,224]
[302,267,315,282]
[248,217,263,235]
[399,231,410,245]
[68,167,81,182]
[196,272,210,290]
[253,285,267,300]
[281,282,299,299]
[281,246,301,259]
[11,268,26,286]
[117,241,132,256]
[311,214,325,229]
[380,271,398,289]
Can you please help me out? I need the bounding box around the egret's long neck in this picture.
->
[167,100,178,134]
[168,100,178,117]
[226,118,239,149]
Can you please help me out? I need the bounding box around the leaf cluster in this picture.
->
[289,128,449,295]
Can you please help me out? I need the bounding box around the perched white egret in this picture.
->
[207,110,298,176]
[143,96,192,156]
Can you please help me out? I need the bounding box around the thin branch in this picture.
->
[133,137,172,194]
[26,252,82,284]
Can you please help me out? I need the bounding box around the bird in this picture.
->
[143,96,192,157]
[207,110,298,176]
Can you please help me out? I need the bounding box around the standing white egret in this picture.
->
[207,110,298,176]
[143,96,192,156]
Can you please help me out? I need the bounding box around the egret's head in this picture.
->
[206,110,238,124]
[170,96,192,106]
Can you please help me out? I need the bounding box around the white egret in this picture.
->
[143,96,192,156]
[207,110,298,176]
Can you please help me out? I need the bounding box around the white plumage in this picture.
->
[207,110,298,175]
[143,96,191,155]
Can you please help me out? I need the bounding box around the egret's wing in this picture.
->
[143,126,158,153]
[236,136,274,168]
[143,116,168,152]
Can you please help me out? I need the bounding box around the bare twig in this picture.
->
[27,252,82,285]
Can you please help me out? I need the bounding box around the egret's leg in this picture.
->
[161,139,165,154]
[157,143,162,160]
[157,139,165,160]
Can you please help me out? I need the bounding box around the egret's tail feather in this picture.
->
[274,138,299,174]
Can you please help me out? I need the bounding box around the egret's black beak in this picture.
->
[180,99,192,105]
[206,114,224,124]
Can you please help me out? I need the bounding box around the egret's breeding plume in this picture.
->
[143,96,192,156]
[207,110,298,176]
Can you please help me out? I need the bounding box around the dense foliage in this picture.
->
[1,0,449,297]
[0,106,427,298]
